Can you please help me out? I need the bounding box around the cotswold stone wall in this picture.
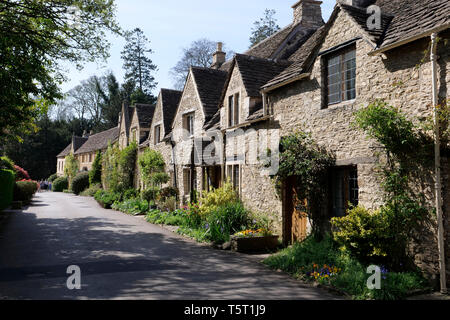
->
[172,72,206,203]
[220,66,250,127]
[266,10,450,281]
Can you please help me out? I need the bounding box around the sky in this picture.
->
[60,0,335,94]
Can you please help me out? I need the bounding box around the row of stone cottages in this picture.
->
[57,0,450,282]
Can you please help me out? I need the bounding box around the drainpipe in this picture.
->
[431,32,447,294]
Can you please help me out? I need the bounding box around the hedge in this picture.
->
[0,169,15,210]
[53,177,69,192]
[48,173,58,183]
[0,156,15,171]
[72,172,90,195]
[14,181,38,204]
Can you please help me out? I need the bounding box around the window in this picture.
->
[183,168,197,196]
[132,129,137,142]
[227,164,240,192]
[325,47,356,106]
[228,93,240,127]
[331,166,359,217]
[228,95,234,127]
[183,113,194,137]
[154,125,161,144]
[89,154,92,163]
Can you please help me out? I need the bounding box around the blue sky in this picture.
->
[60,0,335,94]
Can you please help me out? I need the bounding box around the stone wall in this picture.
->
[172,71,206,202]
[265,9,449,280]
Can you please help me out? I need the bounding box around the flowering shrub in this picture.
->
[198,182,238,218]
[14,165,30,181]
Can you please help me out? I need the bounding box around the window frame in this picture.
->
[183,113,195,137]
[324,45,356,107]
[154,125,161,144]
[330,166,359,217]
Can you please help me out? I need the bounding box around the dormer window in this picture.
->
[228,93,240,127]
[325,46,356,107]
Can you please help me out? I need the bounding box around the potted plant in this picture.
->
[231,229,279,253]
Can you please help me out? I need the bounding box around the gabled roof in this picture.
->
[374,0,450,51]
[190,67,228,122]
[160,89,182,136]
[262,24,329,90]
[133,104,155,129]
[57,144,72,158]
[245,23,298,59]
[74,127,119,155]
[233,54,292,97]
[340,3,393,46]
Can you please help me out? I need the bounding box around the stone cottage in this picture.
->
[139,89,182,188]
[56,127,119,175]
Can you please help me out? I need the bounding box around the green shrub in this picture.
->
[0,169,15,210]
[158,186,178,200]
[332,204,428,269]
[123,188,138,201]
[72,172,90,195]
[112,198,149,215]
[263,235,428,300]
[52,177,68,192]
[118,142,137,190]
[102,143,120,192]
[205,202,250,244]
[138,149,166,187]
[94,190,120,209]
[48,173,58,183]
[80,184,102,197]
[0,156,15,171]
[141,186,160,203]
[14,181,38,204]
[158,196,177,212]
[198,182,238,218]
[89,151,102,186]
[64,153,79,189]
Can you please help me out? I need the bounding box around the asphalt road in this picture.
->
[0,192,341,300]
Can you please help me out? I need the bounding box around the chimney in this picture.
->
[292,0,323,27]
[82,130,87,137]
[340,0,376,7]
[211,42,226,69]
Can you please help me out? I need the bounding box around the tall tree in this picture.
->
[170,39,234,90]
[65,75,108,131]
[249,9,281,48]
[121,28,157,103]
[98,73,123,128]
[0,0,121,141]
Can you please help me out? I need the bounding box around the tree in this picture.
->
[89,151,102,186]
[0,0,121,141]
[170,39,234,90]
[121,28,157,103]
[249,9,281,48]
[98,73,123,128]
[64,153,79,190]
[65,75,108,131]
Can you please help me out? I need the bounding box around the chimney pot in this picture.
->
[212,42,226,69]
[292,0,323,27]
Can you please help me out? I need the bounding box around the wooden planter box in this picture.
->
[231,235,279,253]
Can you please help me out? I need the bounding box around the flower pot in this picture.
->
[231,235,279,253]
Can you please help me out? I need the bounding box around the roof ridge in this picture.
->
[245,23,295,53]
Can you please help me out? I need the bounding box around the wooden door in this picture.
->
[284,177,308,244]
[291,188,308,244]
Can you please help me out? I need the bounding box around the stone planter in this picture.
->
[231,235,279,253]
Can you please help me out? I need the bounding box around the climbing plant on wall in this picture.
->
[274,131,336,236]
[64,153,79,190]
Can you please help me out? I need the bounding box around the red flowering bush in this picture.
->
[14,165,30,181]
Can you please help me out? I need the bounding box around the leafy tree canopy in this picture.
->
[0,0,121,141]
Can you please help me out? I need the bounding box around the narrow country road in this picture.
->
[0,192,340,300]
